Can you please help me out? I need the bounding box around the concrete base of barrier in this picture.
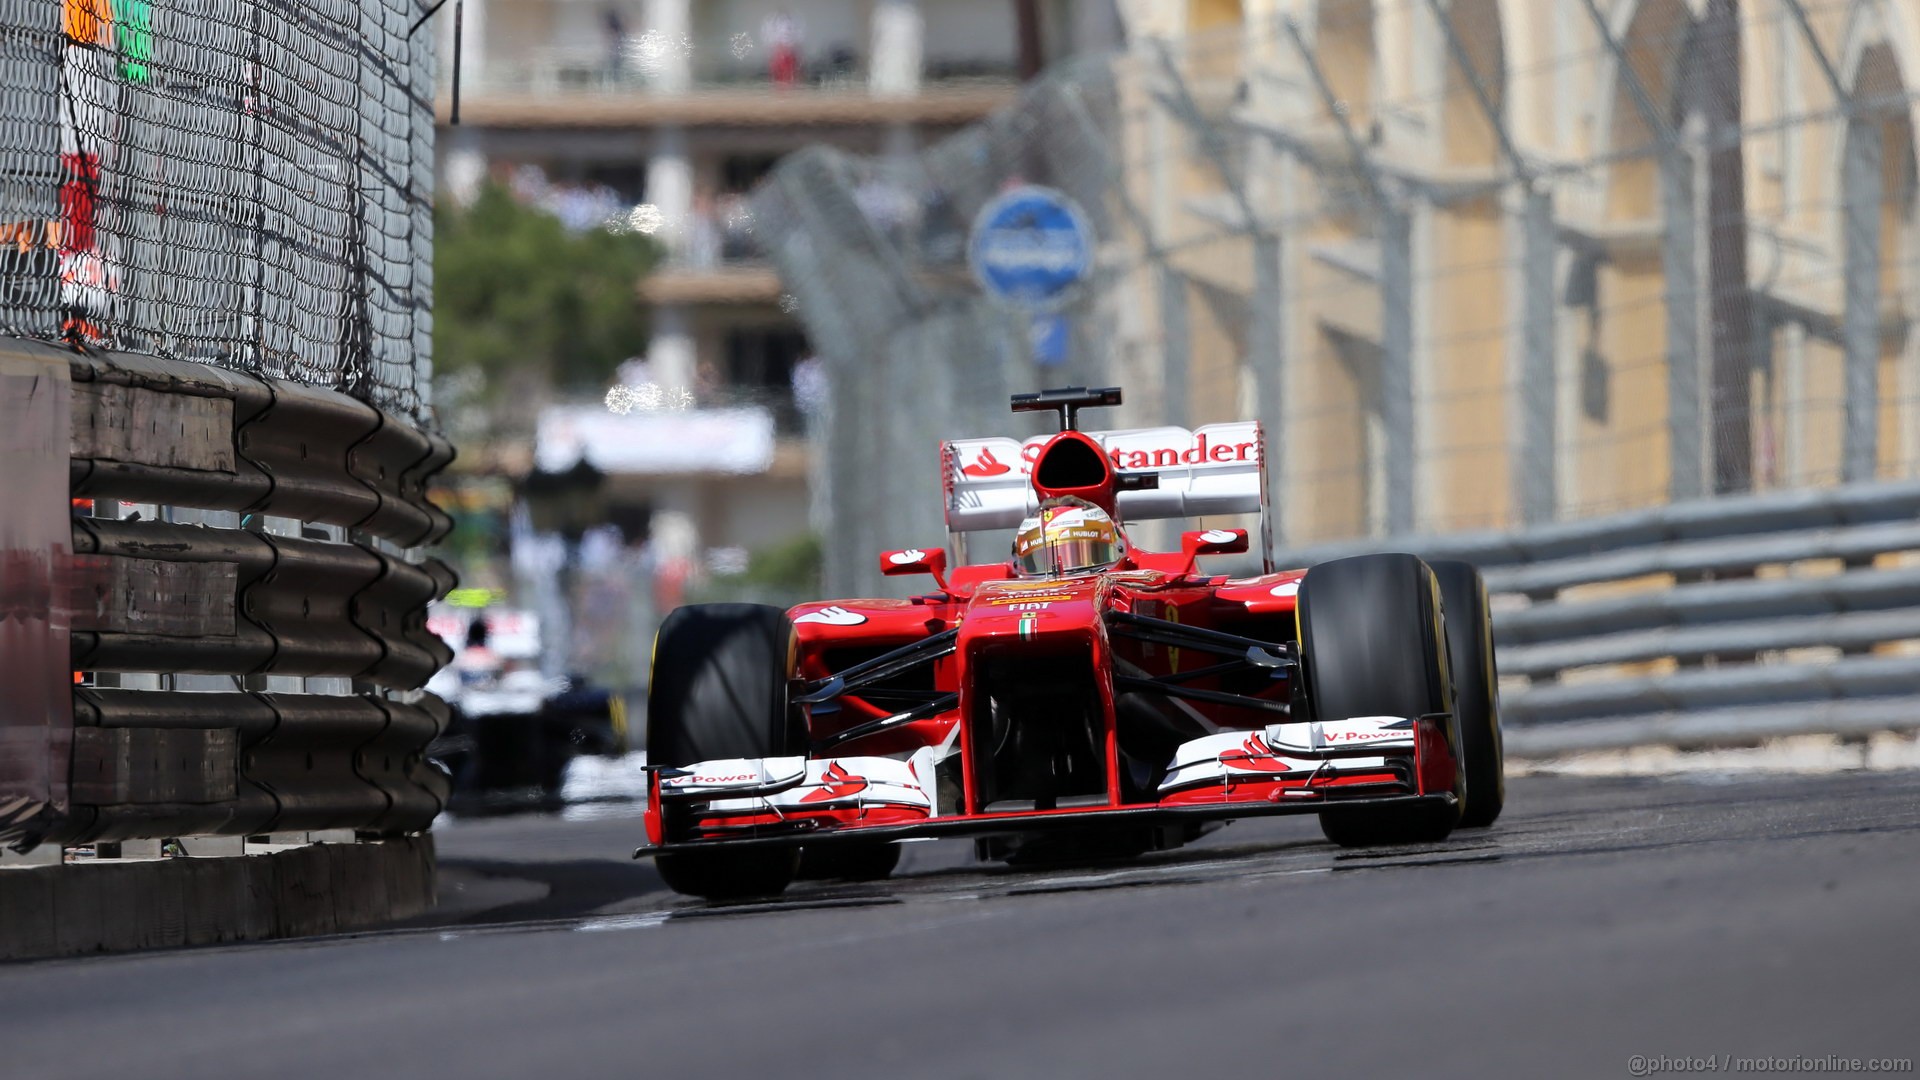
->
[0,836,434,962]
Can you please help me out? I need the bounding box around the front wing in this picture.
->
[636,794,1459,857]
[635,714,1457,858]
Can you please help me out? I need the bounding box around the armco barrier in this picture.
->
[4,338,454,870]
[1273,480,1920,754]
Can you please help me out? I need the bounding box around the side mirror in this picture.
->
[1180,528,1249,574]
[880,547,950,591]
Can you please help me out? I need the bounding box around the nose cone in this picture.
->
[961,577,1103,651]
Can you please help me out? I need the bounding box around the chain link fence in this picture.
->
[752,0,1920,598]
[0,0,433,420]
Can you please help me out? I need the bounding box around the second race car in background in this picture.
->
[428,607,630,811]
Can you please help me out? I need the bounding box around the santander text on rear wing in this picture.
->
[943,421,1266,532]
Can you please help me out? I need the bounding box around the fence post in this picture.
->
[1157,266,1191,428]
[1842,114,1885,483]
[1662,101,1707,504]
[1578,0,1705,503]
[1778,0,1883,483]
[1380,205,1417,535]
[1423,0,1557,526]
[1518,187,1559,524]
[1148,36,1274,449]
[1251,233,1285,542]
[1281,15,1416,535]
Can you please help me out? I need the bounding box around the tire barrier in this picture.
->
[1273,479,1920,753]
[0,0,441,952]
[70,518,455,687]
[0,340,454,853]
[52,690,450,846]
[69,348,455,547]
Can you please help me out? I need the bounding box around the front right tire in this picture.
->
[1431,560,1505,828]
[648,603,804,901]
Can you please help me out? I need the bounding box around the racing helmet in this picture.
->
[1013,498,1126,578]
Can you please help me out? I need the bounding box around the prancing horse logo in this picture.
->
[800,762,869,803]
[1219,734,1290,774]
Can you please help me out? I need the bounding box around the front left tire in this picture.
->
[1296,553,1465,847]
[798,842,901,882]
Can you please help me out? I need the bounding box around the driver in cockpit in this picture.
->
[1011,496,1128,579]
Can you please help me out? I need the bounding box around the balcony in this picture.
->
[632,198,785,305]
[437,45,1019,129]
[696,382,808,440]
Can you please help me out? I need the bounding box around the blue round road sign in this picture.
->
[968,185,1094,312]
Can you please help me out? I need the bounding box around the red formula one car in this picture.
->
[638,387,1504,899]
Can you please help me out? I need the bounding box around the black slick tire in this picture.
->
[648,603,803,900]
[1430,560,1505,828]
[1297,553,1463,847]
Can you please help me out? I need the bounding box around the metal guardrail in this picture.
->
[6,342,456,850]
[1274,481,1920,571]
[1274,480,1920,753]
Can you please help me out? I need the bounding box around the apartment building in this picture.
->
[436,0,1123,577]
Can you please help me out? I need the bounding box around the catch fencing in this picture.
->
[0,0,434,421]
[754,0,1920,585]
[754,1,1920,749]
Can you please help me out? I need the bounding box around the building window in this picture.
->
[721,155,782,194]
[718,327,811,433]
[583,162,647,203]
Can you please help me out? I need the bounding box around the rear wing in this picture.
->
[943,421,1266,531]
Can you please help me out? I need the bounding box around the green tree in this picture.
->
[433,183,659,437]
[692,533,824,607]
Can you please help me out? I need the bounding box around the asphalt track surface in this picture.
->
[4,771,1918,1080]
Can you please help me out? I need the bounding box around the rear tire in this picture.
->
[1431,560,1505,828]
[798,842,901,882]
[1297,554,1462,847]
[649,604,803,900]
